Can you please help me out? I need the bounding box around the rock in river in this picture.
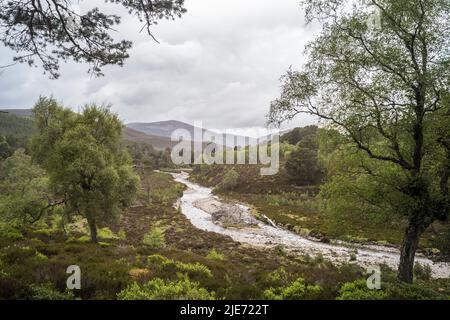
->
[193,197,258,228]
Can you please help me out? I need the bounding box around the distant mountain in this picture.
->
[127,120,254,147]
[0,110,284,149]
[123,127,177,150]
[127,120,202,139]
[0,109,33,117]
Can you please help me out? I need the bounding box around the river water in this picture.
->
[171,171,450,278]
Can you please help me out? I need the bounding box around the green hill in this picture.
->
[0,112,36,148]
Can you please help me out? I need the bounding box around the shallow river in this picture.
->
[171,171,450,278]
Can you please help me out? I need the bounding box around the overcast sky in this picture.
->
[0,0,319,137]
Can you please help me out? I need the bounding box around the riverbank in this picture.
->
[189,164,450,259]
[172,171,450,279]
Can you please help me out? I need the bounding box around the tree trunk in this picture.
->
[87,216,98,243]
[397,222,423,283]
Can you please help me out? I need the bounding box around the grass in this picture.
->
[142,227,166,249]
[0,170,448,300]
[206,249,226,261]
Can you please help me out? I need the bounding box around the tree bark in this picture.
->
[397,222,423,283]
[87,216,98,243]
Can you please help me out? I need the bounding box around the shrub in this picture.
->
[414,263,432,281]
[143,227,166,249]
[274,244,285,256]
[216,169,239,191]
[264,277,321,300]
[386,282,446,300]
[34,251,48,262]
[147,254,172,269]
[97,227,122,241]
[263,267,321,300]
[265,192,318,210]
[151,184,185,206]
[0,245,37,264]
[430,231,450,259]
[337,279,445,300]
[0,223,24,241]
[147,254,213,279]
[30,283,75,300]
[117,277,216,300]
[284,134,324,186]
[177,262,213,279]
[265,267,289,287]
[117,230,126,240]
[64,235,90,243]
[337,279,388,300]
[206,249,226,261]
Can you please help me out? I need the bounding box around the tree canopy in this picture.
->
[268,0,450,283]
[0,149,51,223]
[281,125,319,146]
[0,135,12,159]
[285,133,324,186]
[0,0,186,78]
[30,97,140,242]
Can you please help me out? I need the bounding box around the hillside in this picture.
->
[0,110,181,151]
[127,120,249,147]
[123,127,176,150]
[0,109,34,117]
[127,120,202,139]
[0,112,36,148]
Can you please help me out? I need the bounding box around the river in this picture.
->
[171,171,450,279]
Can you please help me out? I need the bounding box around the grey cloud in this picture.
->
[0,0,319,131]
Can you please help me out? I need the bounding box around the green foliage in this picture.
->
[263,268,321,300]
[0,150,51,223]
[338,279,447,300]
[126,142,174,170]
[150,184,184,206]
[285,134,324,186]
[117,276,216,300]
[268,0,450,282]
[0,136,12,159]
[274,245,285,256]
[216,169,239,191]
[265,192,317,209]
[147,254,213,279]
[414,263,432,281]
[430,231,450,260]
[30,97,140,242]
[318,130,405,222]
[0,112,36,150]
[0,223,24,241]
[337,279,389,300]
[30,283,75,300]
[265,267,289,287]
[143,227,166,249]
[279,142,297,159]
[176,262,213,279]
[0,1,186,78]
[97,227,123,241]
[281,126,319,146]
[206,249,226,261]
